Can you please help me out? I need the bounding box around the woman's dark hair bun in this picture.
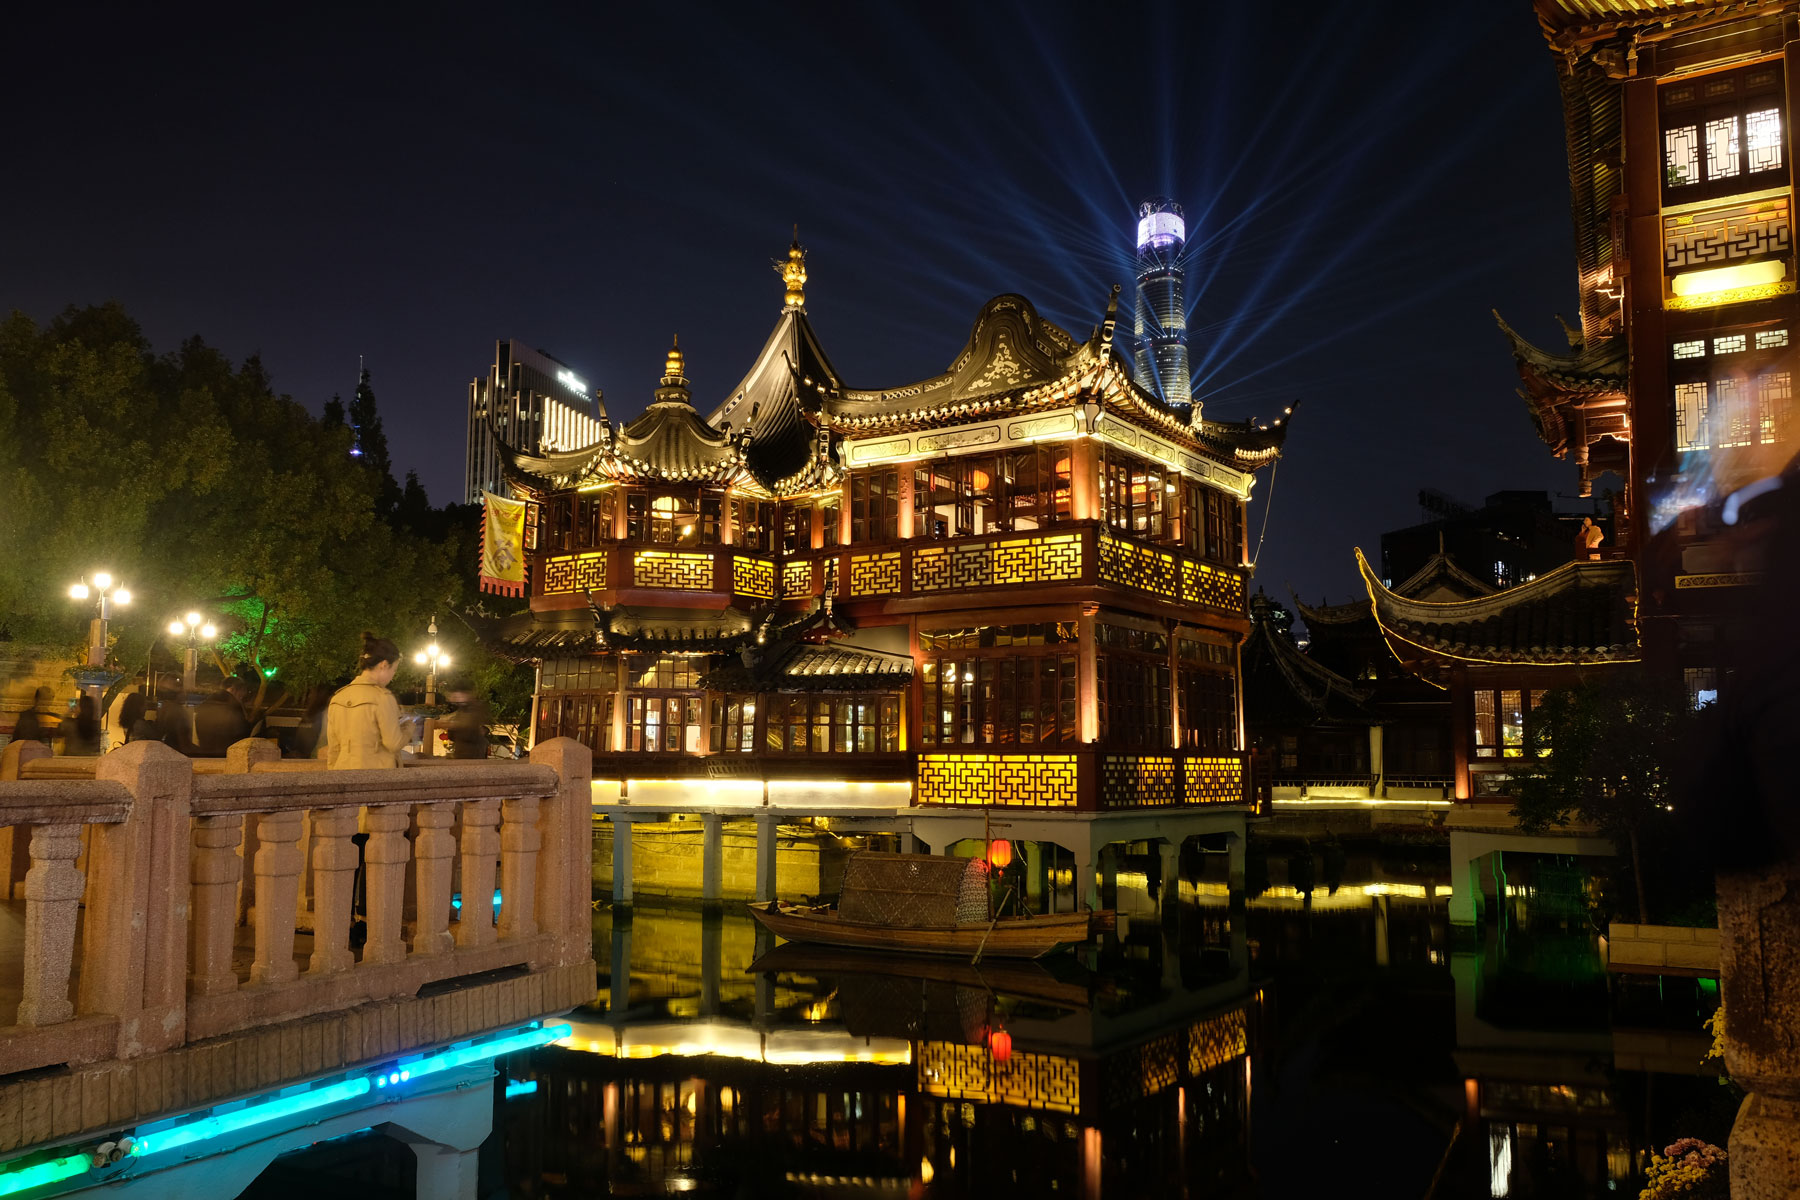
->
[358,631,401,670]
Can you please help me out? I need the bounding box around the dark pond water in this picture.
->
[249,841,1731,1198]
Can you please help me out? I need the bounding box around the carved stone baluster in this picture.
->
[188,815,243,996]
[498,795,541,941]
[307,808,360,975]
[455,799,500,949]
[410,803,456,957]
[249,810,304,986]
[361,805,412,965]
[17,823,84,1025]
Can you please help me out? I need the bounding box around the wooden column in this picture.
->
[248,810,305,985]
[411,803,457,957]
[1071,434,1099,524]
[455,798,500,948]
[361,805,412,965]
[307,807,359,975]
[897,467,915,540]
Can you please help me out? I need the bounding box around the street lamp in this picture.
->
[166,612,219,698]
[69,572,130,667]
[414,616,450,706]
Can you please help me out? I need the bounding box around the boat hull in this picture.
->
[751,903,1103,959]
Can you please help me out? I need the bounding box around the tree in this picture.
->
[1508,677,1701,924]
[347,367,402,517]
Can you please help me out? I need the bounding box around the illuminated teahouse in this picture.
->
[480,236,1288,889]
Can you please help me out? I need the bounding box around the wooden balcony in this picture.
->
[535,524,1248,619]
[915,748,1250,812]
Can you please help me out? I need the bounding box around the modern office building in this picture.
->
[1133,197,1193,409]
[464,340,605,503]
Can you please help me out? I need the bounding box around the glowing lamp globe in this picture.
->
[990,1029,1012,1063]
[168,620,187,637]
[988,839,1013,870]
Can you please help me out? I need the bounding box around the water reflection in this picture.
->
[471,847,1725,1199]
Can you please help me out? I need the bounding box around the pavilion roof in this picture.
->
[1355,548,1639,668]
[697,642,913,693]
[708,306,843,493]
[1494,311,1628,457]
[1242,593,1377,728]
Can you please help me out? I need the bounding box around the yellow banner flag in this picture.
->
[480,491,528,597]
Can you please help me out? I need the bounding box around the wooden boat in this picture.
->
[750,851,1113,960]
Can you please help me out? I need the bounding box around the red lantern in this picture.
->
[988,838,1013,870]
[990,1029,1012,1063]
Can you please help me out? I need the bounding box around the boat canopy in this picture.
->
[836,852,990,928]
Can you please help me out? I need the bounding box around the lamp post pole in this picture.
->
[415,616,449,707]
[167,612,218,698]
[69,572,131,669]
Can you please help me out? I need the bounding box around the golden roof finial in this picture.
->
[661,334,687,389]
[778,226,807,310]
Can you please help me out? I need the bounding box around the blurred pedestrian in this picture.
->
[194,675,252,756]
[62,696,103,756]
[118,692,158,743]
[12,687,62,746]
[155,677,197,755]
[444,681,490,759]
[291,683,332,758]
[327,633,407,769]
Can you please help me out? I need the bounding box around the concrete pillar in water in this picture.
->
[1099,844,1118,912]
[1159,838,1180,912]
[1227,832,1247,893]
[701,812,723,908]
[754,813,779,902]
[609,909,633,1017]
[1076,844,1100,913]
[1375,893,1390,967]
[899,830,919,855]
[700,910,722,1017]
[1447,829,1478,931]
[412,1144,480,1200]
[1024,840,1045,913]
[612,815,635,907]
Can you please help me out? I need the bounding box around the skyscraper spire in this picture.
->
[1132,198,1192,411]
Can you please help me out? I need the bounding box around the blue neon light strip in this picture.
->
[136,1078,372,1158]
[504,1079,539,1099]
[0,1153,91,1196]
[0,1021,572,1181]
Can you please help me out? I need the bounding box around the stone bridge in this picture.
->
[0,737,595,1197]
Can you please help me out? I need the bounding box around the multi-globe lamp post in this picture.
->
[415,616,450,706]
[68,572,130,667]
[166,612,218,697]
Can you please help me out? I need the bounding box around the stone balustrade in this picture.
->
[0,736,594,1080]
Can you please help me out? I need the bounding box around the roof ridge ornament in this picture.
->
[778,227,808,311]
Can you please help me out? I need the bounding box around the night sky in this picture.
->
[5,3,1582,610]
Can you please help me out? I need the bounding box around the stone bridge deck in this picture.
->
[0,737,596,1195]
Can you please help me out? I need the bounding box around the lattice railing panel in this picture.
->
[732,556,775,600]
[917,1041,1081,1114]
[1181,559,1244,614]
[1188,1009,1249,1075]
[916,755,1078,808]
[1099,755,1180,808]
[782,559,813,596]
[1097,534,1179,600]
[633,550,714,590]
[540,552,606,596]
[1184,755,1244,805]
[849,551,901,597]
[1107,1029,1183,1108]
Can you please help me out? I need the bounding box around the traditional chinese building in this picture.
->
[1506,0,1800,701]
[480,237,1287,888]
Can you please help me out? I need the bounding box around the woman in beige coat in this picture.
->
[326,633,408,769]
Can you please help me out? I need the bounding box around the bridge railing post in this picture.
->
[528,737,592,966]
[89,742,194,1057]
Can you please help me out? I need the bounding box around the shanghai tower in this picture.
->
[1132,197,1191,408]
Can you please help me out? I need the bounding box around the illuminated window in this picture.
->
[1676,382,1711,451]
[1178,666,1237,753]
[1096,624,1172,748]
[1705,115,1742,181]
[1100,448,1166,541]
[781,502,811,554]
[1716,376,1753,447]
[1714,334,1748,355]
[1671,328,1792,451]
[921,625,1078,747]
[1755,328,1790,349]
[730,497,770,550]
[1747,108,1783,173]
[1473,691,1497,758]
[819,495,840,547]
[1758,371,1792,443]
[850,468,901,543]
[1500,690,1524,757]
[709,694,757,752]
[764,694,901,753]
[1673,340,1706,359]
[625,695,700,753]
[1684,667,1719,709]
[1661,65,1786,200]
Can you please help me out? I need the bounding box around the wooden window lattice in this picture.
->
[1100,755,1180,808]
[849,551,901,596]
[912,533,1083,593]
[633,550,714,590]
[1184,755,1244,805]
[540,551,606,596]
[732,556,775,599]
[916,754,1078,807]
[916,1042,1081,1113]
[782,559,813,596]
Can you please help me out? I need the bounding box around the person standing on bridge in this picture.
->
[326,632,408,769]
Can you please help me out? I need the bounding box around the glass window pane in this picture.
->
[1664,124,1699,187]
[1747,107,1783,172]
[1706,114,1741,180]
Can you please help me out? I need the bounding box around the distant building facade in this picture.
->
[465,340,605,504]
[1133,198,1192,408]
[1381,489,1602,591]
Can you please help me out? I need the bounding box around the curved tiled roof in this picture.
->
[610,399,745,482]
[708,308,841,491]
[1494,311,1627,455]
[1242,593,1376,727]
[1356,548,1639,665]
